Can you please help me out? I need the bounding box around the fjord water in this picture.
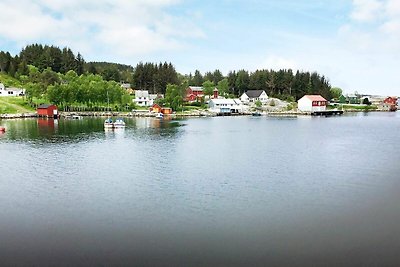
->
[1,113,400,266]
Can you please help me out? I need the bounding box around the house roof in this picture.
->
[244,90,266,98]
[210,98,240,105]
[301,95,327,101]
[135,90,149,98]
[38,104,55,109]
[189,86,203,91]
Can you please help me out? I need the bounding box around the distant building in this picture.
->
[384,96,397,105]
[383,96,398,111]
[185,86,218,102]
[134,90,163,106]
[240,90,268,104]
[37,104,58,118]
[150,103,172,114]
[0,83,25,97]
[208,98,243,114]
[298,95,327,112]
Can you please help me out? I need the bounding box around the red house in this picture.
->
[384,97,397,105]
[185,86,218,102]
[150,103,162,113]
[384,97,398,111]
[150,103,173,114]
[37,104,58,118]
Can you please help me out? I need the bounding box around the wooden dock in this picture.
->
[311,110,344,116]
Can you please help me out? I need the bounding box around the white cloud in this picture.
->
[259,55,298,70]
[0,0,204,60]
[351,0,384,22]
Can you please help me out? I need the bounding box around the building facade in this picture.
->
[298,95,327,112]
[240,90,268,104]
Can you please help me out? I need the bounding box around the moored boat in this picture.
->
[113,118,126,128]
[104,118,114,129]
[0,126,5,132]
[155,113,164,119]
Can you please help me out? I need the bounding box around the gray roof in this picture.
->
[244,90,265,98]
[38,104,54,109]
[135,90,149,98]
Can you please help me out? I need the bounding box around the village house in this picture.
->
[298,95,327,112]
[150,103,172,114]
[185,86,219,102]
[384,96,397,105]
[208,99,243,114]
[0,83,25,97]
[134,90,163,107]
[240,90,268,104]
[383,96,398,111]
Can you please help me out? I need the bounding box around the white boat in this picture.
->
[113,118,126,128]
[104,118,114,129]
[155,112,164,119]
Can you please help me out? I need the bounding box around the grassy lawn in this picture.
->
[0,73,23,88]
[0,97,35,114]
[329,104,378,111]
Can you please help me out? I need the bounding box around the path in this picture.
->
[0,97,32,113]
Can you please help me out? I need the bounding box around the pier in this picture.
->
[311,110,344,116]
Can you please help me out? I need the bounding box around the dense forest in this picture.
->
[0,44,333,106]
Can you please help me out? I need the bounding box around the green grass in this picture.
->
[0,73,23,88]
[0,97,35,114]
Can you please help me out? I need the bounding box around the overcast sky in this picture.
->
[0,0,399,96]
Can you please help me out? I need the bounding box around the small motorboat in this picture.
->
[252,112,262,116]
[113,118,126,128]
[104,118,114,129]
[155,113,164,119]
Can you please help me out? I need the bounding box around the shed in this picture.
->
[298,95,327,112]
[161,107,172,115]
[37,104,58,118]
[150,103,162,113]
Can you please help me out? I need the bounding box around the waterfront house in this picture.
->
[208,99,243,114]
[240,90,268,104]
[383,96,398,111]
[150,103,173,114]
[0,83,25,97]
[185,86,218,102]
[150,103,162,113]
[298,95,327,112]
[37,104,58,118]
[384,96,397,105]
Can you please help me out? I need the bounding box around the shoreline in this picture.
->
[0,109,395,120]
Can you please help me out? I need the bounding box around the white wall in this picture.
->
[298,97,312,112]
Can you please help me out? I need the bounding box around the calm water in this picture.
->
[1,113,400,266]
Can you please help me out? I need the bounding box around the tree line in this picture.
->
[0,44,333,109]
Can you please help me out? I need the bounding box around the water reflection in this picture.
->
[1,117,184,144]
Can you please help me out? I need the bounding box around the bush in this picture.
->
[269,99,276,106]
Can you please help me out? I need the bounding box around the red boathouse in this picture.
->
[37,104,58,118]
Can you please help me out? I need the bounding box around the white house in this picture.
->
[134,90,151,106]
[208,98,243,114]
[134,90,163,107]
[298,95,327,112]
[0,83,25,97]
[240,90,268,104]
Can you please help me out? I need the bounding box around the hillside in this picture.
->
[0,73,23,88]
